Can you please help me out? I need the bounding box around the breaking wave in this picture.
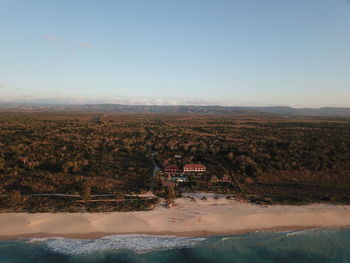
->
[27,234,207,255]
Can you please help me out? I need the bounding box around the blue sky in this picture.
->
[0,0,349,107]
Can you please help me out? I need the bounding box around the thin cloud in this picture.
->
[77,42,92,48]
[0,84,4,88]
[65,49,75,55]
[44,34,60,41]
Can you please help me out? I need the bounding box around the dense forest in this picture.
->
[0,112,349,212]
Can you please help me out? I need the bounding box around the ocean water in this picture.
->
[1,229,350,263]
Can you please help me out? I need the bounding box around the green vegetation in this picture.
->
[152,115,350,204]
[0,113,156,212]
[165,184,176,207]
[0,112,349,211]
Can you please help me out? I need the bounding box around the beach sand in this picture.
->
[1,193,350,239]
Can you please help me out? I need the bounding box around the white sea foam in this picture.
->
[28,234,207,255]
[285,228,319,237]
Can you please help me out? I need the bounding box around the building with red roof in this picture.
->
[183,164,206,173]
[164,165,180,173]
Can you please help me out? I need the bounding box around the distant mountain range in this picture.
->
[0,103,350,117]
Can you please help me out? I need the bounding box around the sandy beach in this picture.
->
[1,193,350,239]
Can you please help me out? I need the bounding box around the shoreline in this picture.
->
[2,226,350,241]
[1,193,350,241]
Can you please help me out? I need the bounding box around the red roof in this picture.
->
[183,164,206,169]
[165,165,179,169]
[164,165,180,172]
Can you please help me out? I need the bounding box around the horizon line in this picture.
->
[0,102,349,110]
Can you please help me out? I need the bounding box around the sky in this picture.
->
[0,0,350,107]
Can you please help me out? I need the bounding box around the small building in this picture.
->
[164,165,180,173]
[183,164,206,173]
[174,154,182,159]
[221,174,232,183]
[210,174,232,183]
